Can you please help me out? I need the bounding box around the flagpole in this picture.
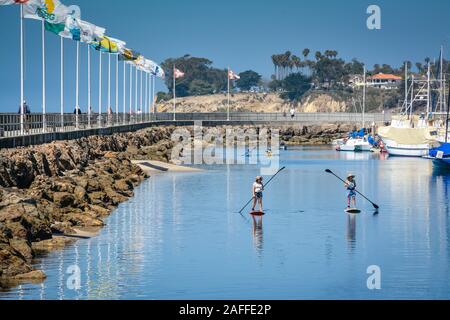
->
[152,75,155,114]
[115,54,119,124]
[140,69,143,122]
[75,41,80,130]
[41,19,46,133]
[173,65,176,121]
[60,37,64,131]
[123,61,126,124]
[227,67,230,121]
[135,65,138,117]
[98,51,102,127]
[20,5,24,135]
[145,72,148,121]
[87,45,91,128]
[107,53,111,124]
[129,63,132,122]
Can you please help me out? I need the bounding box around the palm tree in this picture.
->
[302,48,310,59]
[272,55,279,80]
[291,55,301,72]
[315,51,322,61]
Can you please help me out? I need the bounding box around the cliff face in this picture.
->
[156,92,352,113]
[156,89,398,113]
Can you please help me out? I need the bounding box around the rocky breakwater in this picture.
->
[279,123,355,145]
[0,127,175,284]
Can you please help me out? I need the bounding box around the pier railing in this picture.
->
[0,113,151,138]
[0,112,390,139]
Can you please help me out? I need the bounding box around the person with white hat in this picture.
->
[345,173,357,209]
[252,176,264,212]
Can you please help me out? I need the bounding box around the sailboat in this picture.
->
[378,60,443,157]
[337,67,372,152]
[427,70,450,169]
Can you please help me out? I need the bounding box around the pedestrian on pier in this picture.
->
[18,100,31,133]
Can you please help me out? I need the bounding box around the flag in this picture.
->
[153,65,165,79]
[62,18,105,43]
[174,67,184,79]
[0,0,31,5]
[134,55,146,69]
[23,0,69,24]
[119,48,139,62]
[90,36,125,54]
[228,69,240,80]
[145,59,164,78]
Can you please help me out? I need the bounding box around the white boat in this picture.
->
[382,139,430,157]
[378,60,444,157]
[337,138,372,152]
[378,122,439,157]
[336,67,372,153]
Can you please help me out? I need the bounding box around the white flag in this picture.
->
[174,67,185,79]
[228,69,240,80]
[24,0,69,24]
[61,17,105,43]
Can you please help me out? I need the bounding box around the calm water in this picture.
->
[1,147,450,300]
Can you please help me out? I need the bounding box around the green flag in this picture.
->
[45,21,65,36]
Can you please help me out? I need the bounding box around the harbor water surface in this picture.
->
[1,147,450,299]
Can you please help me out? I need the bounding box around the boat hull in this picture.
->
[432,158,450,170]
[383,139,430,157]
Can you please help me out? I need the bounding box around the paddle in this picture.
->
[325,169,380,210]
[238,166,286,214]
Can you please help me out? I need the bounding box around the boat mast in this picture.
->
[405,62,408,114]
[440,46,444,113]
[362,66,366,129]
[410,76,414,120]
[427,62,431,115]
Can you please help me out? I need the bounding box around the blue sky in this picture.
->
[1,0,450,113]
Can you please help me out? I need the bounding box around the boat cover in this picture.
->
[378,126,438,145]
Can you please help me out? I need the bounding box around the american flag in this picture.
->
[228,69,240,80]
[174,67,185,79]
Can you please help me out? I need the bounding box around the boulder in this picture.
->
[9,238,33,260]
[13,270,47,280]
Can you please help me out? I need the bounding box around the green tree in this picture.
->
[280,73,312,101]
[236,70,262,91]
[189,80,215,96]
[161,55,227,97]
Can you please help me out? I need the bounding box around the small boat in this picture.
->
[337,137,371,152]
[427,143,450,170]
[378,125,439,157]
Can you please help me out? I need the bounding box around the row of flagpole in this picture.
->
[2,0,164,135]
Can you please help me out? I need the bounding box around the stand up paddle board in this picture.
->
[250,211,265,216]
[345,208,361,214]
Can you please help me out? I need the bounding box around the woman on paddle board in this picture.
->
[252,176,264,212]
[345,174,357,209]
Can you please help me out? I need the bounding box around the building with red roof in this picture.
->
[366,73,403,89]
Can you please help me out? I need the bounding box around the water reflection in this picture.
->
[251,215,264,257]
[346,214,356,253]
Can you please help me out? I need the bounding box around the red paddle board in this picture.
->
[250,211,265,216]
